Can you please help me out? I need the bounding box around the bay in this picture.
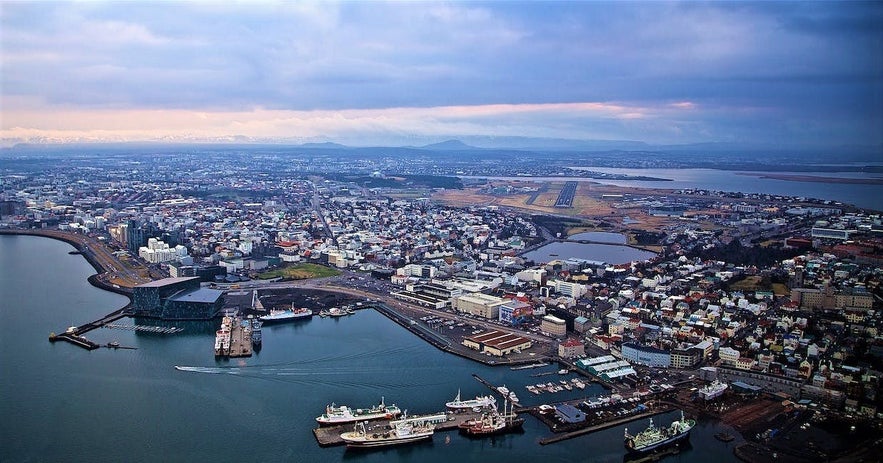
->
[0,235,737,462]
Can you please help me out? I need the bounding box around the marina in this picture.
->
[103,323,184,334]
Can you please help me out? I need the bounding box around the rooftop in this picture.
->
[136,276,199,288]
[169,287,224,304]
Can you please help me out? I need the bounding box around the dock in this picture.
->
[536,406,674,445]
[49,306,132,350]
[225,319,252,358]
[313,411,485,447]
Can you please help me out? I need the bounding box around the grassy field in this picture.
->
[257,263,341,280]
[728,276,791,296]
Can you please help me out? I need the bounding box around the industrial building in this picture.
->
[462,330,532,357]
[453,293,507,319]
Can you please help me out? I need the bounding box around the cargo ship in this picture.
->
[339,415,438,448]
[316,397,401,426]
[624,411,695,454]
[445,389,496,411]
[259,303,312,324]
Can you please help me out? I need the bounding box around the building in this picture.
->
[548,279,586,298]
[125,219,161,255]
[791,286,874,310]
[671,348,701,369]
[453,293,506,319]
[719,347,740,365]
[554,404,586,423]
[132,277,224,320]
[811,227,854,241]
[717,366,804,397]
[462,330,532,357]
[621,342,671,367]
[391,282,460,309]
[573,316,590,334]
[558,338,585,359]
[498,300,531,325]
[540,315,567,338]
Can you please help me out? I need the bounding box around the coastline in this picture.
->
[0,229,133,301]
[738,172,883,185]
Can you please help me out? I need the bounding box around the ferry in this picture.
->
[316,397,401,426]
[624,411,695,455]
[259,303,312,324]
[445,389,496,411]
[340,416,436,448]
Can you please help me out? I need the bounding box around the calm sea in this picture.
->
[0,235,739,462]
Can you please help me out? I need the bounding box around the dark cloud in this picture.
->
[1,1,881,146]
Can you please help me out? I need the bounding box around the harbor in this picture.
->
[313,411,485,447]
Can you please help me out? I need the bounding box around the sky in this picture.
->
[1,1,882,147]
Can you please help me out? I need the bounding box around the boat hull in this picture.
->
[341,432,432,448]
[258,313,312,324]
[316,412,399,426]
[625,430,691,455]
[459,418,525,437]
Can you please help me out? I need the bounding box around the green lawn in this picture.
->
[257,263,341,280]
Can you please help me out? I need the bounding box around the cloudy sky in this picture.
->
[1,1,881,147]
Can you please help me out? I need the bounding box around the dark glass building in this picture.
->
[132,277,224,320]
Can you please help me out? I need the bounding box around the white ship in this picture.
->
[259,303,312,324]
[340,414,442,448]
[445,389,497,411]
[698,380,728,401]
[316,397,401,426]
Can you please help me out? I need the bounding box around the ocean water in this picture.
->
[0,235,739,462]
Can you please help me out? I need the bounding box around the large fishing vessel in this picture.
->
[339,416,437,448]
[458,400,524,436]
[214,316,232,356]
[445,389,497,411]
[259,303,312,324]
[624,411,695,454]
[316,397,401,426]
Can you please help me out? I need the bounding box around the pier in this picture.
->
[535,406,675,445]
[49,306,132,350]
[103,323,184,334]
[313,411,484,447]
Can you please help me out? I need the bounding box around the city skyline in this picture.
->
[2,1,881,148]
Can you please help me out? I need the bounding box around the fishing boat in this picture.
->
[445,389,496,411]
[340,418,435,448]
[316,398,401,426]
[624,411,695,455]
[259,303,312,324]
[458,400,524,437]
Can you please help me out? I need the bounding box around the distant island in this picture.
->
[743,173,883,185]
